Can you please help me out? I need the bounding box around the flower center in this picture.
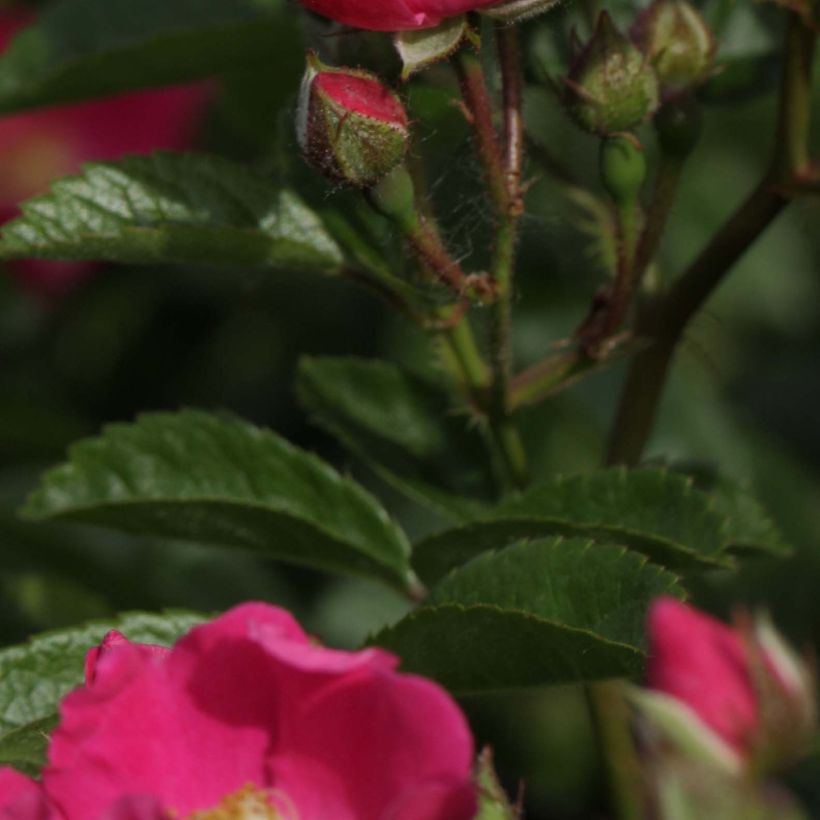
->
[185,784,298,819]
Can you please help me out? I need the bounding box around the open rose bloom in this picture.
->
[636,597,816,775]
[0,603,476,819]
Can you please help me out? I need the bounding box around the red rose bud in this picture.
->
[563,12,659,136]
[640,598,816,774]
[297,54,409,188]
[632,0,715,94]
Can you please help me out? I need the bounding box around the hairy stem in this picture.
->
[456,29,530,489]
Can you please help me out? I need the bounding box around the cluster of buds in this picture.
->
[629,598,816,813]
[563,0,714,136]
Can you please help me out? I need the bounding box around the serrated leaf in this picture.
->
[296,357,494,522]
[394,16,470,80]
[0,611,203,734]
[0,0,300,112]
[413,468,734,584]
[374,537,683,692]
[0,716,58,776]
[0,152,343,272]
[700,474,791,558]
[23,410,416,592]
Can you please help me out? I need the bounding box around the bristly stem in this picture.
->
[455,27,530,490]
[606,12,816,466]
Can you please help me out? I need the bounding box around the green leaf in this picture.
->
[0,0,301,112]
[696,473,791,558]
[296,357,494,522]
[414,468,734,585]
[0,152,343,272]
[23,410,416,592]
[0,716,58,776]
[0,611,203,733]
[373,537,683,692]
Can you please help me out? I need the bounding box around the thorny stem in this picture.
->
[455,27,530,489]
[606,12,816,466]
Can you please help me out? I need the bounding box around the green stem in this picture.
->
[602,194,643,340]
[441,317,490,395]
[774,14,816,178]
[634,154,685,282]
[587,681,645,820]
[606,12,816,466]
[454,48,510,216]
[455,28,530,489]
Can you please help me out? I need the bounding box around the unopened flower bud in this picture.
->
[638,598,817,775]
[564,12,659,135]
[632,0,715,93]
[297,53,409,188]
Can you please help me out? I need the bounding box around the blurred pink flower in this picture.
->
[0,602,476,819]
[0,8,211,299]
[647,597,760,755]
[646,597,815,768]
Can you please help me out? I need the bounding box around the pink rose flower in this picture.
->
[0,8,211,299]
[299,0,498,32]
[646,597,760,755]
[0,603,476,819]
[646,597,815,768]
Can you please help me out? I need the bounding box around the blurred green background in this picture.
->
[1,0,819,816]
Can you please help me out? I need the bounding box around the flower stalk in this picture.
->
[455,26,530,489]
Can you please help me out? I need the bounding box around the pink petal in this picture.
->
[0,768,56,819]
[646,597,759,754]
[45,638,273,818]
[84,631,170,685]
[276,669,476,818]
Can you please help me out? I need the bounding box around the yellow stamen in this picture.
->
[182,784,298,820]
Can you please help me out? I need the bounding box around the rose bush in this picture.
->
[0,8,210,298]
[0,603,476,819]
[299,0,497,32]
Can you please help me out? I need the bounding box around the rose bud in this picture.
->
[297,53,410,188]
[635,597,816,774]
[563,11,659,136]
[631,0,715,95]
